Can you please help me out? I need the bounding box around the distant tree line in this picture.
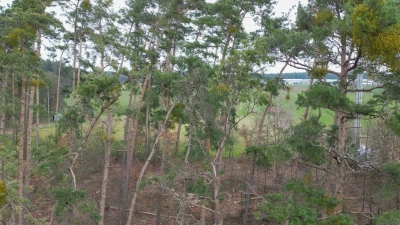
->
[263,72,371,80]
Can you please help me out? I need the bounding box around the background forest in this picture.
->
[1,0,400,224]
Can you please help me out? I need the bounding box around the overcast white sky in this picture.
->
[0,0,308,23]
[0,0,308,73]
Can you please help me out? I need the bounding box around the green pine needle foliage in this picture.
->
[296,83,352,112]
[0,181,7,207]
[52,187,88,222]
[186,177,209,196]
[375,211,400,225]
[255,179,355,225]
[381,162,400,187]
[388,112,400,136]
[287,117,326,165]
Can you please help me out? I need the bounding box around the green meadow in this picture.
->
[41,84,378,158]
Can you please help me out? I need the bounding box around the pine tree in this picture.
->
[273,0,400,214]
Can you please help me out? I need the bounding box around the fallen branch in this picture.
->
[345,211,375,220]
[234,197,262,204]
[110,207,178,219]
[188,203,215,214]
[136,211,175,219]
[343,197,366,200]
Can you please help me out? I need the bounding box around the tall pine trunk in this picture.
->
[35,85,39,148]
[0,73,7,136]
[334,35,349,213]
[174,119,182,157]
[243,62,288,225]
[25,85,35,186]
[212,102,234,225]
[17,78,27,225]
[56,49,65,114]
[130,62,156,162]
[68,100,116,188]
[303,58,316,121]
[125,102,176,225]
[35,30,41,149]
[77,38,83,88]
[184,109,194,166]
[70,1,79,105]
[156,96,170,225]
[125,41,160,221]
[12,70,17,146]
[335,113,347,213]
[121,90,135,223]
[99,107,113,225]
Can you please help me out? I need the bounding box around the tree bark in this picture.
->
[255,107,268,146]
[70,0,80,105]
[56,49,65,114]
[130,65,155,161]
[161,97,170,171]
[125,102,176,225]
[35,29,41,149]
[77,38,83,88]
[333,33,350,213]
[184,109,194,166]
[12,70,17,146]
[303,59,316,121]
[130,37,160,162]
[35,85,39,149]
[120,89,134,223]
[255,60,287,144]
[243,156,256,225]
[146,105,150,151]
[205,137,211,154]
[147,73,152,152]
[212,102,233,225]
[243,61,288,224]
[116,21,136,219]
[174,119,182,157]
[200,201,206,225]
[155,184,163,225]
[69,100,116,188]
[17,78,27,225]
[0,103,3,137]
[25,85,35,187]
[99,107,113,225]
[0,72,8,136]
[334,114,346,213]
[156,97,171,224]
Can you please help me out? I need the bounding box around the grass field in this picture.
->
[284,84,375,125]
[41,84,378,157]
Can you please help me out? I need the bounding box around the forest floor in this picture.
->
[29,151,296,224]
[29,149,378,225]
